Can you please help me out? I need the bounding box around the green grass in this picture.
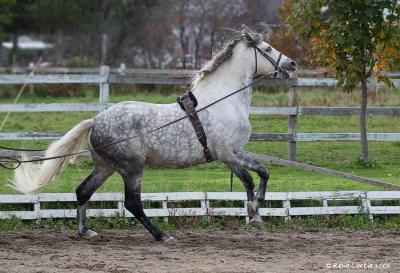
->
[2,141,396,194]
[0,86,399,194]
[1,214,400,231]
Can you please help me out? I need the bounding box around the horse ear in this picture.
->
[241,24,262,46]
[242,31,253,43]
[242,24,253,33]
[242,24,254,41]
[261,31,267,41]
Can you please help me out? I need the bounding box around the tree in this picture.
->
[287,0,400,164]
[0,0,38,65]
[171,0,246,68]
[33,0,156,66]
[267,0,311,67]
[0,1,14,41]
[0,0,157,66]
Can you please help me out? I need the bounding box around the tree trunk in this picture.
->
[360,79,369,163]
[100,33,108,65]
[9,32,18,66]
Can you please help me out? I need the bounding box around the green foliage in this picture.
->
[0,0,14,40]
[288,0,400,91]
[353,157,377,169]
[1,0,38,34]
[66,57,99,68]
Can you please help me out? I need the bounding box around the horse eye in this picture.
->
[266,46,272,52]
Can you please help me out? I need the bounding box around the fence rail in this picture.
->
[1,104,400,116]
[1,132,399,142]
[0,66,399,160]
[1,73,399,88]
[0,191,398,221]
[1,66,399,78]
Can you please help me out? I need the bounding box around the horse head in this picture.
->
[240,24,297,77]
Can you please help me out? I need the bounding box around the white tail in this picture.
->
[11,119,94,194]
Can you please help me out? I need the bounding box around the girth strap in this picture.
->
[178,91,213,162]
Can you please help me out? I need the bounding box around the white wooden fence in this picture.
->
[0,191,399,221]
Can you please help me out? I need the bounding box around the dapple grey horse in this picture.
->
[12,25,296,243]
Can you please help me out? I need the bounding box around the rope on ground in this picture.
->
[248,152,400,191]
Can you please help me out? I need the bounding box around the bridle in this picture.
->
[253,46,283,77]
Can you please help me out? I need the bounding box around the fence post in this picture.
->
[288,86,298,161]
[34,194,40,220]
[283,200,291,221]
[118,63,126,75]
[99,65,110,104]
[201,193,210,223]
[244,201,249,224]
[162,200,168,223]
[362,194,374,221]
[29,62,34,95]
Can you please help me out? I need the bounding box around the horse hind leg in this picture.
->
[226,163,263,229]
[76,164,114,239]
[121,164,176,244]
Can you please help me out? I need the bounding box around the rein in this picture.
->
[0,145,45,152]
[0,72,281,170]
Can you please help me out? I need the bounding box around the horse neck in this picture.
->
[192,55,254,113]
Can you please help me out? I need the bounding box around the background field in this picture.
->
[0,85,399,194]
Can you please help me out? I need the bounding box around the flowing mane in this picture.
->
[191,28,263,89]
[191,37,241,88]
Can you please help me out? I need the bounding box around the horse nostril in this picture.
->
[291,61,297,67]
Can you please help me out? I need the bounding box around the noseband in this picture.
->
[253,46,282,77]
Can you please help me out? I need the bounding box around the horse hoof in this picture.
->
[250,219,263,229]
[79,229,98,240]
[161,235,177,244]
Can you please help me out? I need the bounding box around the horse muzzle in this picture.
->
[281,60,297,72]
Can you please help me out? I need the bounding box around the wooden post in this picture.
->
[117,199,124,217]
[99,65,110,104]
[283,200,291,221]
[29,62,34,95]
[162,201,168,222]
[362,196,374,221]
[244,201,249,224]
[201,194,210,223]
[322,198,329,219]
[34,195,40,220]
[118,63,126,75]
[288,86,298,161]
[101,33,108,65]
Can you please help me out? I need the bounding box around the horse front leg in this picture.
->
[225,149,269,226]
[233,149,270,202]
[226,163,263,228]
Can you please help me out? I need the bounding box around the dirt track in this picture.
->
[0,228,399,273]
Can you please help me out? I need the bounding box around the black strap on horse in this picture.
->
[177,91,213,162]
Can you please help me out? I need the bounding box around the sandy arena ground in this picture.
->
[0,228,399,273]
